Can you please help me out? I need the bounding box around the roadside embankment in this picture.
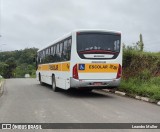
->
[117,49,160,105]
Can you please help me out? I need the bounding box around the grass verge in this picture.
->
[0,78,2,83]
[0,78,4,95]
[118,77,160,100]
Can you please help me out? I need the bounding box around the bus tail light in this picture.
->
[73,64,79,79]
[116,64,122,79]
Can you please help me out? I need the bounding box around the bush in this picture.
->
[122,50,160,79]
[119,48,160,100]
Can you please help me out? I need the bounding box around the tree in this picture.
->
[137,33,144,51]
[0,62,9,77]
[5,57,17,78]
[0,47,38,78]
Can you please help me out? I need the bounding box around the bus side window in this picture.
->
[53,46,55,56]
[43,50,45,58]
[60,42,63,59]
[49,47,51,55]
[39,52,42,64]
[41,50,45,63]
[39,51,42,64]
[39,58,42,63]
[63,40,68,61]
[46,48,48,55]
[55,43,60,62]
[56,44,59,55]
[49,46,54,63]
[51,47,53,55]
[52,45,56,62]
[67,38,71,61]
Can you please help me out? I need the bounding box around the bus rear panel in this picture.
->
[70,30,122,89]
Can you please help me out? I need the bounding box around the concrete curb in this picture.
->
[101,89,160,106]
[115,91,126,96]
[141,97,150,102]
[135,95,141,100]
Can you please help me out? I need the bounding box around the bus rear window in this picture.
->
[77,32,121,59]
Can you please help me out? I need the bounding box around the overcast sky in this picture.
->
[0,0,160,52]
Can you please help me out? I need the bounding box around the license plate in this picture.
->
[93,82,102,86]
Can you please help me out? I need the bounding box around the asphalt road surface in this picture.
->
[0,79,160,131]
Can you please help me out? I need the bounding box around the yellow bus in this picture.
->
[36,29,122,92]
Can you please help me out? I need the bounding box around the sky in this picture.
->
[0,0,160,52]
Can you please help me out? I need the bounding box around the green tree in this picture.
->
[0,47,38,78]
[137,33,144,51]
[5,57,17,78]
[0,62,9,77]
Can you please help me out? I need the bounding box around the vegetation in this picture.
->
[137,33,144,51]
[0,48,38,78]
[0,76,4,82]
[118,42,160,100]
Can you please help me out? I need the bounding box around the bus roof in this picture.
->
[37,29,121,52]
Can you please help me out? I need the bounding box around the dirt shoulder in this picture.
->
[0,79,4,97]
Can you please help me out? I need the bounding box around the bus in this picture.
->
[36,29,122,92]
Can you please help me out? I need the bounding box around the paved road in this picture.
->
[0,79,160,131]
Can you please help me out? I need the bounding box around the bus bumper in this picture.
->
[70,78,121,88]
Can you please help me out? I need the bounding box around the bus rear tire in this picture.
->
[39,74,43,85]
[52,75,58,92]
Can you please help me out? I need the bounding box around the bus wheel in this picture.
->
[39,74,43,85]
[52,75,58,92]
